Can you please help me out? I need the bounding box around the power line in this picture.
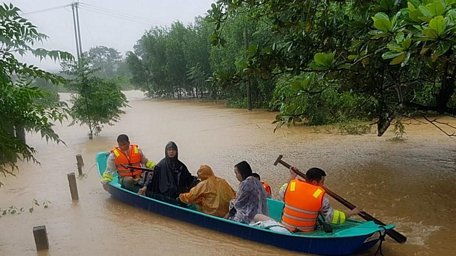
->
[80,3,155,22]
[22,4,72,15]
[78,3,154,26]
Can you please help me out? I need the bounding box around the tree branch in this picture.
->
[422,115,456,137]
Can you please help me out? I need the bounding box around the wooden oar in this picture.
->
[274,155,407,244]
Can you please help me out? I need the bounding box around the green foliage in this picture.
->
[372,12,394,32]
[127,19,213,99]
[310,52,336,70]
[337,121,372,135]
[209,0,456,136]
[62,58,128,137]
[32,78,61,106]
[393,118,406,140]
[373,1,456,65]
[0,3,73,178]
[187,63,209,98]
[86,46,133,90]
[87,46,122,78]
[126,14,274,107]
[271,73,373,129]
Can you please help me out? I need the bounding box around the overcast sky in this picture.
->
[10,0,215,71]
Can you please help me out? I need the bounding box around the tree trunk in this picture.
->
[436,60,456,115]
[15,124,26,144]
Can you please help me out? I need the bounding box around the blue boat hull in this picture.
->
[97,152,389,255]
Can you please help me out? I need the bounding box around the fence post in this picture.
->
[33,225,49,250]
[67,172,79,200]
[76,154,84,176]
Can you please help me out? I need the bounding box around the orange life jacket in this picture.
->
[112,144,142,178]
[281,178,325,232]
[261,181,272,196]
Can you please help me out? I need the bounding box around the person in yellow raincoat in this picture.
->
[178,165,236,217]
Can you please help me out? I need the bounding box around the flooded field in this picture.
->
[1,91,455,255]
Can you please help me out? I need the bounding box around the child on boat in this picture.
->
[252,173,272,198]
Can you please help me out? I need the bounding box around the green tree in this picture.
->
[86,46,132,89]
[184,17,212,98]
[0,3,73,178]
[87,46,122,78]
[166,22,190,98]
[209,0,456,136]
[128,19,214,99]
[32,78,61,106]
[116,59,134,89]
[130,27,170,97]
[125,51,149,90]
[370,0,456,116]
[62,58,128,139]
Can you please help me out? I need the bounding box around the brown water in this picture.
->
[1,91,455,256]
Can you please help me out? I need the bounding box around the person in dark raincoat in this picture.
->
[139,141,195,202]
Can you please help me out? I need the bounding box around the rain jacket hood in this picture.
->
[197,165,214,181]
[145,141,194,198]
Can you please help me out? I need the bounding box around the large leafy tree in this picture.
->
[184,17,212,98]
[62,57,128,139]
[208,1,379,118]
[209,0,456,135]
[127,19,213,99]
[86,46,133,89]
[0,3,73,178]
[87,46,122,78]
[370,0,456,115]
[130,27,170,97]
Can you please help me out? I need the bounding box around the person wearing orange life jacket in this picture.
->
[101,134,155,193]
[281,167,360,232]
[252,173,272,198]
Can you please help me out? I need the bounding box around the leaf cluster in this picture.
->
[209,0,456,135]
[0,4,73,177]
[62,58,128,137]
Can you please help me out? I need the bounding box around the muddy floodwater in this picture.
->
[1,91,455,255]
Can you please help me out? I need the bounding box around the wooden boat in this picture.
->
[97,152,393,255]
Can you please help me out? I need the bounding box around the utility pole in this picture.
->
[75,2,83,60]
[71,1,93,139]
[71,2,82,61]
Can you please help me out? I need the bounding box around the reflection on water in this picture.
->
[1,91,455,255]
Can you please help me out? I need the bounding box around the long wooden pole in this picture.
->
[274,155,407,243]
